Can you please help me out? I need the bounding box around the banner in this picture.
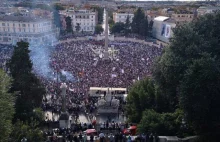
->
[165,24,171,38]
[161,23,166,36]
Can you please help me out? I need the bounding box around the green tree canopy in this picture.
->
[65,16,73,33]
[7,41,45,122]
[139,16,148,36]
[75,23,81,32]
[138,109,184,136]
[53,10,61,29]
[131,8,146,35]
[153,12,220,136]
[91,6,104,24]
[94,25,104,34]
[126,78,156,123]
[110,22,125,34]
[9,119,44,142]
[124,15,131,35]
[0,69,15,142]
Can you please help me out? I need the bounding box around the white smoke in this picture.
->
[29,44,54,80]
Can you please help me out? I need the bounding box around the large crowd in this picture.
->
[0,38,163,141]
[49,40,162,93]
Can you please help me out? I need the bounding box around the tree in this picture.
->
[53,3,65,11]
[94,25,104,34]
[148,20,154,37]
[7,41,45,122]
[124,15,131,35]
[110,22,125,34]
[0,69,15,142]
[75,23,81,32]
[149,20,154,31]
[139,16,148,36]
[138,109,184,136]
[65,16,73,33]
[131,8,145,34]
[108,18,115,29]
[9,119,44,142]
[153,12,220,138]
[53,10,61,28]
[126,78,156,123]
[92,6,104,24]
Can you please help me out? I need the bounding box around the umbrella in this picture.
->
[123,129,130,135]
[128,126,137,130]
[85,129,97,134]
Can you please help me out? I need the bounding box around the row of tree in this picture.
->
[110,8,153,37]
[126,12,220,141]
[0,41,46,141]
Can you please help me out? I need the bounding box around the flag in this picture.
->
[69,88,74,92]
[112,67,116,71]
[121,69,124,74]
[111,74,117,78]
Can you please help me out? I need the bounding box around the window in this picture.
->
[22,24,26,27]
[33,24,35,27]
[2,23,5,26]
[19,24,20,27]
[28,24,30,27]
[7,23,9,26]
[13,23,15,27]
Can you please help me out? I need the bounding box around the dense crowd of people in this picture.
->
[0,44,13,70]
[44,127,160,142]
[49,40,162,93]
[0,38,163,141]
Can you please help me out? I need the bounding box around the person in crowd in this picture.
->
[90,134,94,142]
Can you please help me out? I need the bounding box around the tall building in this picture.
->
[152,16,176,43]
[113,12,134,23]
[0,15,59,45]
[61,9,98,32]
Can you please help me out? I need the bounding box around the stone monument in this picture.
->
[103,9,110,60]
[59,77,70,128]
[97,88,120,114]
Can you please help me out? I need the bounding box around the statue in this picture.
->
[60,83,67,112]
[97,88,119,114]
[59,75,70,128]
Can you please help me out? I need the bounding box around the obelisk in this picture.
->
[103,9,109,60]
[59,83,70,128]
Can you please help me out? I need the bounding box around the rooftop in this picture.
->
[154,16,169,21]
[0,15,49,22]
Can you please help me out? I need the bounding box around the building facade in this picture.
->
[197,6,220,16]
[62,9,98,32]
[152,16,176,43]
[113,12,134,23]
[0,16,59,45]
[171,13,195,25]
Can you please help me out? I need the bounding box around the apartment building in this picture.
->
[62,9,98,32]
[113,12,134,23]
[0,15,59,45]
